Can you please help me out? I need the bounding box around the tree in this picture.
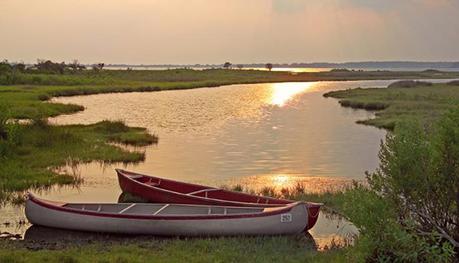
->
[0,60,12,75]
[92,63,104,72]
[223,62,232,69]
[236,64,244,70]
[12,62,26,72]
[34,59,66,74]
[69,59,86,71]
[265,63,273,71]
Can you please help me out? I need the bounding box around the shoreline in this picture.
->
[323,80,459,130]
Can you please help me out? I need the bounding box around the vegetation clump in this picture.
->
[330,68,350,73]
[324,82,459,129]
[388,80,432,88]
[0,115,157,200]
[368,111,459,250]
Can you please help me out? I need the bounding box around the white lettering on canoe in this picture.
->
[280,213,292,223]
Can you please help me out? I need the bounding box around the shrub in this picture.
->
[342,185,455,262]
[367,108,459,252]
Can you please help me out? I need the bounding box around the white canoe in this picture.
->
[25,193,308,236]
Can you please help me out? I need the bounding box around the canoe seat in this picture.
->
[144,178,161,187]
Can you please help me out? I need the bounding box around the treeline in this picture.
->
[0,59,106,85]
[0,59,104,75]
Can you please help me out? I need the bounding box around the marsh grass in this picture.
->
[324,82,459,129]
[0,120,157,202]
[0,236,352,263]
[2,69,459,120]
[222,182,350,216]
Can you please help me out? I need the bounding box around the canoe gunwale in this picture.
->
[116,169,323,209]
[27,193,301,221]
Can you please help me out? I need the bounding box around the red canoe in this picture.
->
[116,169,322,230]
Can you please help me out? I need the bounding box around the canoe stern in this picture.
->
[305,203,322,230]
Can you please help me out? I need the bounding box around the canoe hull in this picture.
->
[117,169,322,230]
[25,197,308,236]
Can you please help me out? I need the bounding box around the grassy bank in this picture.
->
[0,120,156,202]
[3,69,459,120]
[324,80,459,129]
[0,235,351,263]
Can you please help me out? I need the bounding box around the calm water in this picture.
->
[49,81,391,188]
[1,80,399,248]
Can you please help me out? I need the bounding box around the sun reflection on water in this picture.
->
[268,82,315,107]
[272,174,290,187]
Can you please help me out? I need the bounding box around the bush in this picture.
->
[367,108,459,253]
[342,185,455,262]
[388,80,433,88]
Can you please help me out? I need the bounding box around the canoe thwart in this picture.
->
[119,204,136,214]
[153,204,170,215]
[186,188,219,196]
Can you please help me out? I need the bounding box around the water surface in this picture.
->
[49,81,389,188]
[2,80,394,248]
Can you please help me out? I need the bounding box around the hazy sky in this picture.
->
[1,0,459,64]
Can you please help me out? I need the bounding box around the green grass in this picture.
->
[3,68,459,86]
[3,69,459,120]
[0,236,356,263]
[324,80,459,129]
[0,120,156,201]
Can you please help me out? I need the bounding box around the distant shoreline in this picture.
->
[101,61,459,70]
